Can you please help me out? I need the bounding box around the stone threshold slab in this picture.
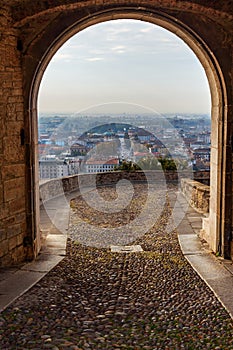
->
[110,245,143,253]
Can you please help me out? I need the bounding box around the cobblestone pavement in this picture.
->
[0,184,233,349]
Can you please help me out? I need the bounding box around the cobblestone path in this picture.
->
[0,185,233,349]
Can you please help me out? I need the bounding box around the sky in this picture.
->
[38,19,211,115]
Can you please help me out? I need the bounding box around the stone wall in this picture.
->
[193,171,210,186]
[40,171,210,204]
[0,5,29,267]
[39,170,184,204]
[181,178,210,214]
[39,171,166,203]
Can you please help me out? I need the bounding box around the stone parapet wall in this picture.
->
[192,171,210,186]
[181,178,210,214]
[39,170,180,204]
[40,172,144,204]
[39,178,69,203]
[39,171,209,204]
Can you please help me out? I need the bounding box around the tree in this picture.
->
[115,160,141,172]
[158,157,177,171]
[137,156,161,170]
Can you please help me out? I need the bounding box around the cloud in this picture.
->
[157,37,173,43]
[111,45,125,51]
[52,53,73,62]
[67,44,86,50]
[86,57,104,62]
[108,26,132,35]
[140,27,153,33]
[51,21,189,65]
[105,24,133,42]
[111,45,126,54]
[90,49,105,55]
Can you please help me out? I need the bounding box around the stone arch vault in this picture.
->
[0,1,232,266]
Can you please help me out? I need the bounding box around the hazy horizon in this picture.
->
[39,111,211,118]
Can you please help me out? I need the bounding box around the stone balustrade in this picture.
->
[181,178,210,213]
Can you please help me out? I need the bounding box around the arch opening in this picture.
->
[28,8,229,259]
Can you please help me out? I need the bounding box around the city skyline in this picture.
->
[38,19,211,115]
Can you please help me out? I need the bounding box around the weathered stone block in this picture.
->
[2,80,13,89]
[0,206,9,221]
[9,196,26,214]
[0,229,7,242]
[2,164,25,180]
[15,212,26,224]
[4,177,25,202]
[13,80,22,89]
[11,245,25,264]
[16,111,24,121]
[6,102,16,121]
[6,121,23,136]
[0,254,12,267]
[17,232,24,246]
[7,96,23,104]
[9,235,18,250]
[6,51,20,68]
[3,136,24,162]
[0,239,8,258]
[2,215,15,226]
[7,223,21,239]
[15,103,24,112]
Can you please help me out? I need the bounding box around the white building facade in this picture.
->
[39,160,69,179]
[85,158,119,173]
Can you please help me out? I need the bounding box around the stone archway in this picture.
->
[26,8,230,259]
[1,2,231,266]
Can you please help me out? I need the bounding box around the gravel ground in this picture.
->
[0,184,233,349]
